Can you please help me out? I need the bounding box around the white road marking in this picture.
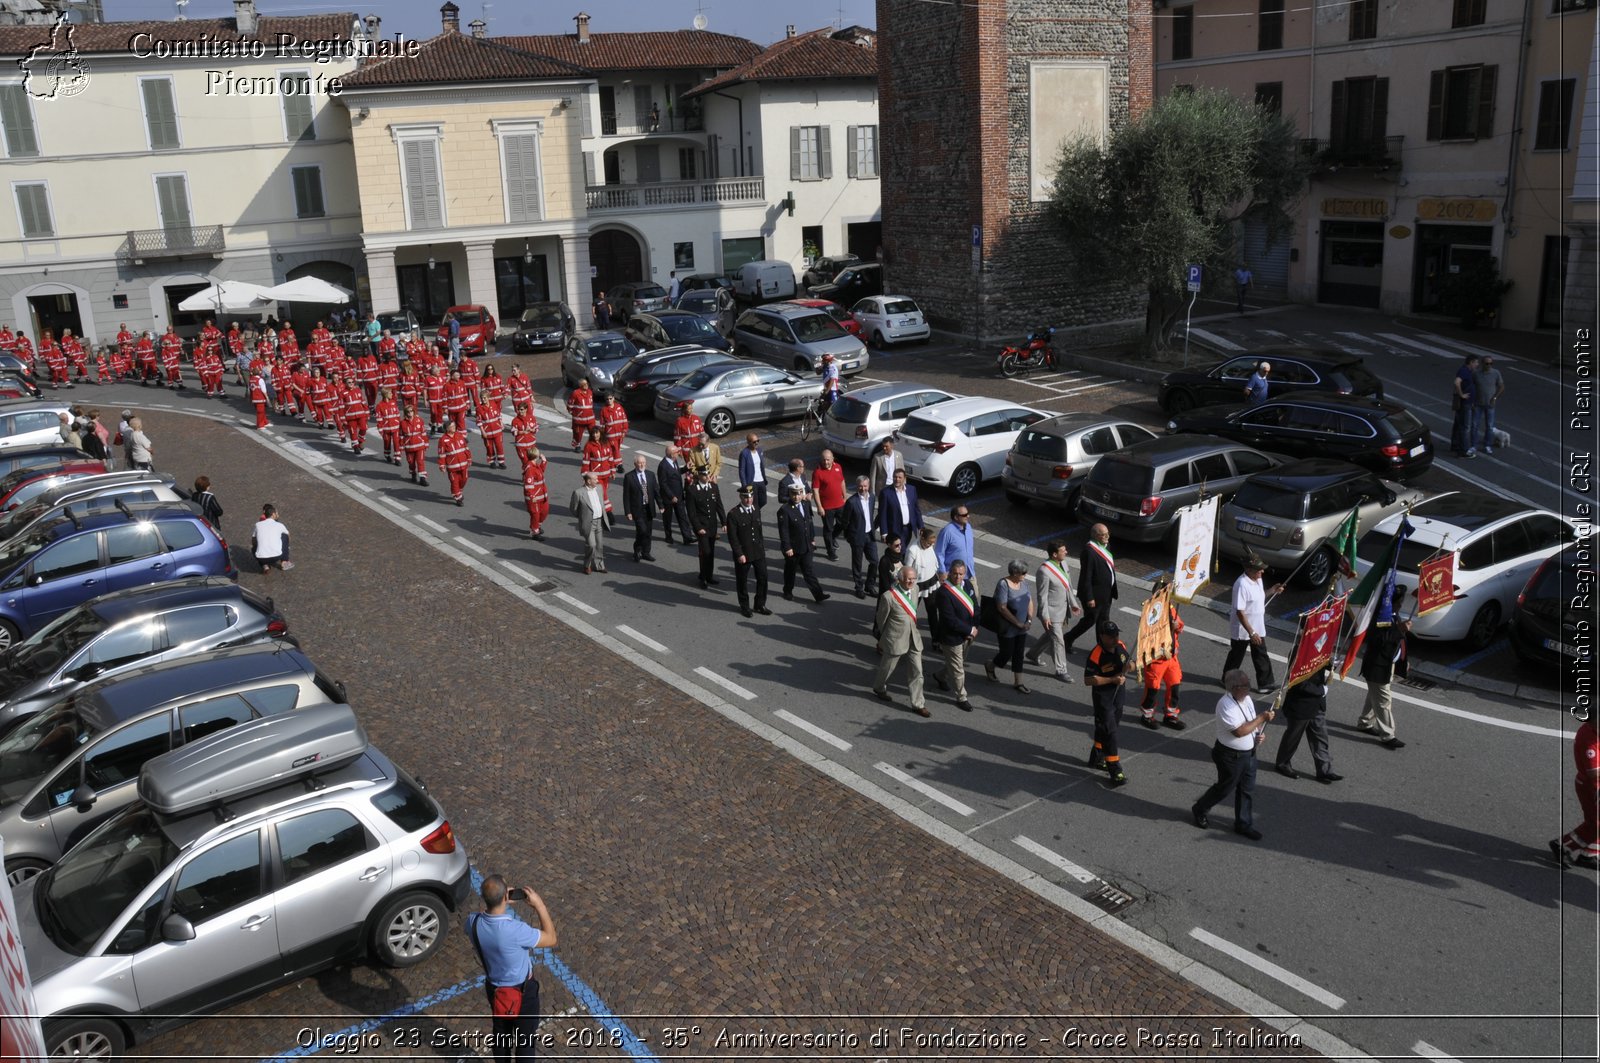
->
[1013,835,1097,884]
[973,557,1000,569]
[555,591,599,615]
[616,624,668,653]
[1189,927,1346,1010]
[1188,327,1244,351]
[380,497,407,512]
[875,763,976,816]
[350,480,373,493]
[1259,329,1293,341]
[1335,331,1417,358]
[413,515,448,533]
[774,709,851,751]
[500,560,537,582]
[1412,1040,1465,1062]
[150,403,174,408]
[454,536,490,556]
[1377,332,1465,361]
[693,665,756,700]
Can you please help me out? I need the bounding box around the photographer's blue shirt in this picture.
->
[468,911,544,986]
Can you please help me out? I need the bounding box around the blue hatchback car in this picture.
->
[0,503,234,650]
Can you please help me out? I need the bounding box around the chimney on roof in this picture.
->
[574,11,591,44]
[786,24,796,38]
[233,0,258,35]
[469,18,486,37]
[440,1,460,34]
[365,14,381,39]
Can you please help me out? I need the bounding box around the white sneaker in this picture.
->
[1483,446,1493,454]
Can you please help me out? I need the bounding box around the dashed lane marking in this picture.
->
[379,497,407,512]
[555,591,599,615]
[875,763,977,817]
[1189,927,1347,1010]
[412,515,448,534]
[1335,331,1419,359]
[974,557,1000,568]
[1187,327,1244,351]
[693,665,756,701]
[349,480,372,493]
[1013,835,1098,884]
[500,560,537,582]
[1412,1040,1465,1062]
[454,536,490,556]
[774,709,851,751]
[1376,332,1466,361]
[616,624,668,653]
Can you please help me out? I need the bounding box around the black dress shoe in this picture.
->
[1191,806,1209,829]
[707,578,721,586]
[874,689,893,703]
[1315,772,1343,783]
[1161,715,1187,730]
[1234,826,1263,841]
[1141,716,1159,730]
[957,700,973,712]
[782,591,794,601]
[740,607,753,618]
[814,592,830,602]
[1275,764,1299,779]
[643,555,656,562]
[854,588,866,599]
[756,606,773,615]
[1381,737,1406,749]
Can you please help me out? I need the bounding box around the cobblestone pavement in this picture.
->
[117,406,1315,1061]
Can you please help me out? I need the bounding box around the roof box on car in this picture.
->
[139,703,368,816]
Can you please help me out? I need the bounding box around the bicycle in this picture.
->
[800,381,846,442]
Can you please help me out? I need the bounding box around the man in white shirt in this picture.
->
[1191,669,1275,840]
[869,438,900,497]
[252,504,290,573]
[1222,555,1284,694]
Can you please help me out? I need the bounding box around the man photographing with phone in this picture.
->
[466,874,560,1061]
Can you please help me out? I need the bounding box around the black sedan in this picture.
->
[624,309,732,353]
[1158,351,1384,414]
[609,346,741,415]
[1167,393,1433,480]
[511,301,577,352]
[1510,544,1589,671]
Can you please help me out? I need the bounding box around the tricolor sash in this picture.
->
[1088,541,1115,572]
[1043,560,1072,592]
[889,586,918,620]
[945,582,976,616]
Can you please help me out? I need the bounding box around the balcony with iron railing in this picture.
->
[123,224,226,261]
[597,109,705,137]
[1299,135,1404,175]
[586,176,765,214]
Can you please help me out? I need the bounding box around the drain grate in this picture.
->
[1086,883,1134,914]
[1398,676,1436,691]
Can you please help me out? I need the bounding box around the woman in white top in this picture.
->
[1190,668,1275,840]
[905,526,942,644]
[127,417,153,470]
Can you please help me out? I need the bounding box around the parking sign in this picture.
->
[1186,264,1202,292]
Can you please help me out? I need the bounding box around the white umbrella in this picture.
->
[177,280,273,313]
[264,276,353,304]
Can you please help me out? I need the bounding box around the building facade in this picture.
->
[0,0,366,342]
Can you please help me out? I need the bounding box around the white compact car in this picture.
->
[896,397,1048,497]
[852,296,931,347]
[1354,493,1578,649]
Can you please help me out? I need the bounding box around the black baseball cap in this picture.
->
[1098,620,1120,637]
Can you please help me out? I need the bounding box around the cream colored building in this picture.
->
[0,0,367,342]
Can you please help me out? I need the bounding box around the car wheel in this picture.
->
[794,357,811,373]
[704,408,735,438]
[1005,491,1030,508]
[46,1017,125,1060]
[950,463,982,497]
[371,891,448,968]
[0,619,17,654]
[1165,389,1196,415]
[1299,547,1333,588]
[873,330,887,348]
[6,857,48,887]
[1465,601,1503,651]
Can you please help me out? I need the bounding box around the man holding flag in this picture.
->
[1223,555,1285,694]
[1339,515,1416,751]
[1358,586,1411,749]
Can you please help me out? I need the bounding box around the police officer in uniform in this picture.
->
[724,485,772,617]
[777,486,831,603]
[686,466,726,588]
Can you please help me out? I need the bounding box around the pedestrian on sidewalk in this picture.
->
[465,874,558,1063]
[1474,355,1505,454]
[1234,265,1252,313]
[985,560,1034,693]
[1191,669,1274,840]
[1222,555,1283,694]
[1550,715,1599,869]
[1274,666,1341,783]
[1450,354,1480,457]
[1357,585,1410,750]
[873,565,927,716]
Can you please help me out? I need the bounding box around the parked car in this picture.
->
[1356,494,1578,649]
[0,502,235,650]
[560,331,640,391]
[624,309,733,353]
[610,346,740,415]
[0,576,292,736]
[0,642,343,885]
[809,262,884,304]
[0,400,73,453]
[852,295,930,347]
[734,260,797,303]
[374,310,421,342]
[821,382,961,460]
[18,703,468,1059]
[1158,351,1385,414]
[0,370,40,399]
[0,353,37,385]
[679,273,733,293]
[0,460,110,512]
[802,253,861,290]
[896,397,1049,497]
[0,472,180,544]
[605,282,670,324]
[1167,394,1433,481]
[0,446,91,481]
[673,288,722,327]
[731,303,869,375]
[653,361,819,439]
[438,305,497,355]
[1510,544,1590,670]
[1218,458,1426,586]
[1002,414,1159,513]
[1076,435,1283,543]
[510,301,576,353]
[781,298,862,337]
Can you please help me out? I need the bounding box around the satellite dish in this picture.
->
[692,12,708,29]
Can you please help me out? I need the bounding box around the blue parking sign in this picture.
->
[1186,264,1202,292]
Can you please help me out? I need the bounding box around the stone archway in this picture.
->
[588,229,644,300]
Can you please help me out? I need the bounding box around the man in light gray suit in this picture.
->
[872,565,927,716]
[1027,539,1080,682]
[869,436,903,498]
[570,470,609,574]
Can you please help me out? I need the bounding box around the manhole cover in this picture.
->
[1399,676,1436,691]
[1086,883,1134,914]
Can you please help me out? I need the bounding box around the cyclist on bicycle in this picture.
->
[818,353,842,416]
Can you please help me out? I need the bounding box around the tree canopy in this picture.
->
[1049,88,1309,353]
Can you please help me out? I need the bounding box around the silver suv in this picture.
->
[1003,414,1158,513]
[19,704,469,1059]
[731,304,869,375]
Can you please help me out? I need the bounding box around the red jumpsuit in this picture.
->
[356,353,380,407]
[599,402,629,450]
[135,336,157,381]
[436,428,471,504]
[398,370,420,414]
[0,327,15,353]
[582,438,618,512]
[375,396,401,463]
[674,412,703,452]
[476,401,505,467]
[508,371,534,417]
[378,336,398,361]
[424,372,447,431]
[251,374,271,429]
[63,336,87,381]
[117,329,136,377]
[94,349,110,384]
[291,367,313,418]
[160,332,184,387]
[1140,603,1185,723]
[378,358,400,397]
[1555,719,1600,865]
[40,341,66,387]
[567,386,595,448]
[511,413,539,468]
[12,335,31,371]
[344,384,369,453]
[522,456,550,537]
[328,378,349,436]
[309,374,334,427]
[444,378,470,432]
[460,357,482,406]
[272,361,294,414]
[400,413,429,483]
[481,372,506,412]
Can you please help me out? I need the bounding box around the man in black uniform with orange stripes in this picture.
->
[1085,619,1133,788]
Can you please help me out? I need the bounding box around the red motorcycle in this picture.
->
[997,327,1057,377]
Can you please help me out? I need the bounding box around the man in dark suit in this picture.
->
[724,484,771,617]
[685,466,726,588]
[656,445,693,544]
[1063,522,1116,652]
[737,434,769,511]
[876,468,922,546]
[777,485,830,603]
[777,457,807,505]
[622,454,659,562]
[838,475,879,599]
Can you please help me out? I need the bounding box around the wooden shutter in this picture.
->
[402,138,443,229]
[282,79,315,141]
[1426,70,1445,141]
[0,85,38,157]
[790,127,801,180]
[15,184,50,237]
[579,89,593,137]
[846,125,858,178]
[1474,65,1497,140]
[156,174,191,231]
[1370,77,1389,141]
[292,167,324,218]
[1329,80,1348,150]
[142,79,180,150]
[863,126,877,176]
[583,150,598,186]
[818,126,832,180]
[503,133,541,223]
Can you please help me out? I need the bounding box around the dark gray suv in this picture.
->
[1077,435,1282,543]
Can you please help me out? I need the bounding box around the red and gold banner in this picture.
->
[1415,552,1456,617]
[1286,594,1348,690]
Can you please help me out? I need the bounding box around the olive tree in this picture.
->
[1049,89,1309,354]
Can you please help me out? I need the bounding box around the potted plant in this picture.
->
[803,241,821,265]
[1437,258,1513,329]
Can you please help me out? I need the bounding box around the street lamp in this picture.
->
[523,240,532,265]
[427,245,436,271]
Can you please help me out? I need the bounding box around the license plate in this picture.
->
[1411,443,1427,456]
[1544,637,1577,657]
[1235,519,1272,538]
[901,319,918,327]
[844,362,859,371]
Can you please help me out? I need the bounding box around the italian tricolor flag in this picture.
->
[1338,516,1413,679]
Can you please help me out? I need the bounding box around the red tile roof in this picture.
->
[493,30,761,72]
[340,30,589,88]
[0,14,358,56]
[681,27,877,99]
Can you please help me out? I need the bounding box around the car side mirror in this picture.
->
[27,574,44,588]
[70,784,96,810]
[68,661,103,682]
[161,913,196,943]
[1381,490,1397,506]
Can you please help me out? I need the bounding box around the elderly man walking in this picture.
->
[570,470,609,575]
[873,565,927,716]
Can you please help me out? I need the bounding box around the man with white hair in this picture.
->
[1244,360,1271,405]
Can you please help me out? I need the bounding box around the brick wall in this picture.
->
[879,0,1153,343]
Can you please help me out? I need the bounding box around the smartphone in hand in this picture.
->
[508,887,528,902]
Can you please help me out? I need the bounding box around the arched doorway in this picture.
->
[589,229,643,299]
[283,261,358,335]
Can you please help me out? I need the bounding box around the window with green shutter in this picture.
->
[155,174,191,232]
[401,138,444,229]
[281,74,315,141]
[291,165,324,218]
[14,183,52,237]
[501,132,542,223]
[141,78,180,150]
[0,85,38,158]
[1427,64,1497,141]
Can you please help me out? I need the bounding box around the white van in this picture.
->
[735,260,797,303]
